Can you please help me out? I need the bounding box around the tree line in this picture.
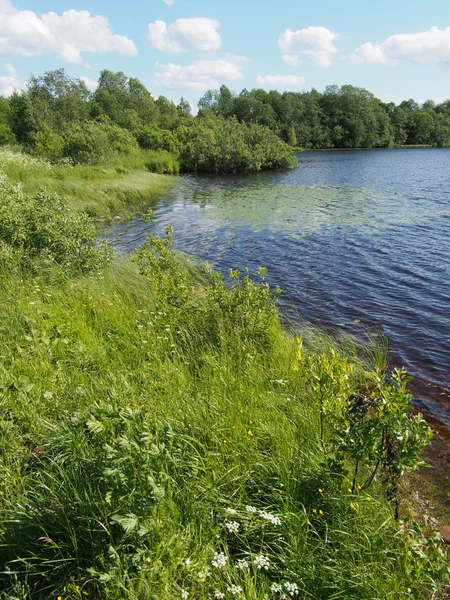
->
[0,69,449,174]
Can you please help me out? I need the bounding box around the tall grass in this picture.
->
[0,146,174,218]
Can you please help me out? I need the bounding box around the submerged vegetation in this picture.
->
[0,155,449,599]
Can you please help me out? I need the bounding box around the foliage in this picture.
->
[0,174,112,273]
[134,126,180,154]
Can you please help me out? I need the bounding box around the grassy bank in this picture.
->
[0,147,174,218]
[0,160,449,599]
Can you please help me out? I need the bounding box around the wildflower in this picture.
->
[257,489,261,494]
[280,483,285,488]
[350,503,355,509]
[318,488,324,493]
[185,558,191,566]
[181,590,189,599]
[225,508,238,515]
[366,496,371,501]
[236,558,249,569]
[226,521,240,533]
[312,508,317,513]
[319,510,324,515]
[348,488,353,493]
[260,511,281,526]
[247,430,253,436]
[198,569,210,580]
[284,582,299,596]
[227,584,243,595]
[214,591,225,599]
[254,554,270,570]
[246,505,257,513]
[106,498,111,504]
[358,485,362,490]
[57,597,62,600]
[211,551,228,568]
[271,583,283,593]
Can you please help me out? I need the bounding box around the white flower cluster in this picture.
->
[284,582,299,596]
[225,507,238,514]
[226,520,240,533]
[227,584,243,595]
[254,554,270,570]
[181,590,189,599]
[211,551,228,568]
[271,581,299,596]
[214,591,225,600]
[246,505,258,513]
[260,511,282,526]
[236,558,249,570]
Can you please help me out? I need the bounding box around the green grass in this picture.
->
[0,154,448,599]
[0,146,174,218]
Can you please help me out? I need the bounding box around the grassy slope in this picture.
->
[0,147,173,218]
[0,150,448,599]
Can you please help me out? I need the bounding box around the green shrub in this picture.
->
[144,149,180,174]
[135,126,180,154]
[30,125,64,162]
[61,121,138,165]
[0,174,113,273]
[0,123,15,146]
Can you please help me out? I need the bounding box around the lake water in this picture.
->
[108,149,450,435]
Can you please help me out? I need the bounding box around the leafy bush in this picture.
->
[0,123,15,146]
[179,117,295,173]
[0,174,113,273]
[135,126,180,154]
[61,121,138,165]
[30,124,64,161]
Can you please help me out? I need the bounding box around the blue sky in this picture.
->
[1,0,450,109]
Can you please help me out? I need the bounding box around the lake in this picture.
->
[108,148,450,436]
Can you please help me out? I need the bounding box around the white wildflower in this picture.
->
[270,583,283,593]
[225,507,238,514]
[227,584,243,595]
[214,592,225,600]
[284,582,299,596]
[254,554,270,570]
[236,558,249,569]
[211,551,228,568]
[198,569,210,579]
[185,558,191,566]
[226,521,240,533]
[260,511,282,526]
[181,590,189,599]
[246,505,257,513]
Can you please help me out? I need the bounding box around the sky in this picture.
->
[1,0,450,109]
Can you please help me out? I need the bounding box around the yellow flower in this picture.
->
[280,483,285,487]
[249,420,253,424]
[319,510,324,515]
[318,488,324,493]
[348,488,353,493]
[57,597,63,600]
[312,508,317,513]
[223,440,227,444]
[366,496,371,501]
[350,503,355,509]
[257,489,261,494]
[106,498,111,504]
[357,485,362,490]
[247,430,253,437]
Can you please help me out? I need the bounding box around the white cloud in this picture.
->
[155,53,247,90]
[278,26,339,67]
[0,62,24,96]
[79,75,99,91]
[282,53,299,67]
[162,0,174,5]
[256,74,305,89]
[0,0,137,66]
[147,17,222,53]
[350,26,450,65]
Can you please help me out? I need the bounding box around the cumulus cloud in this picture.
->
[155,53,247,90]
[256,74,305,89]
[350,26,450,65]
[282,53,299,67]
[0,63,24,96]
[147,17,222,53]
[0,0,137,66]
[278,26,339,67]
[79,75,99,91]
[162,0,174,5]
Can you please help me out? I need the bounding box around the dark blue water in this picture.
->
[108,149,450,431]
